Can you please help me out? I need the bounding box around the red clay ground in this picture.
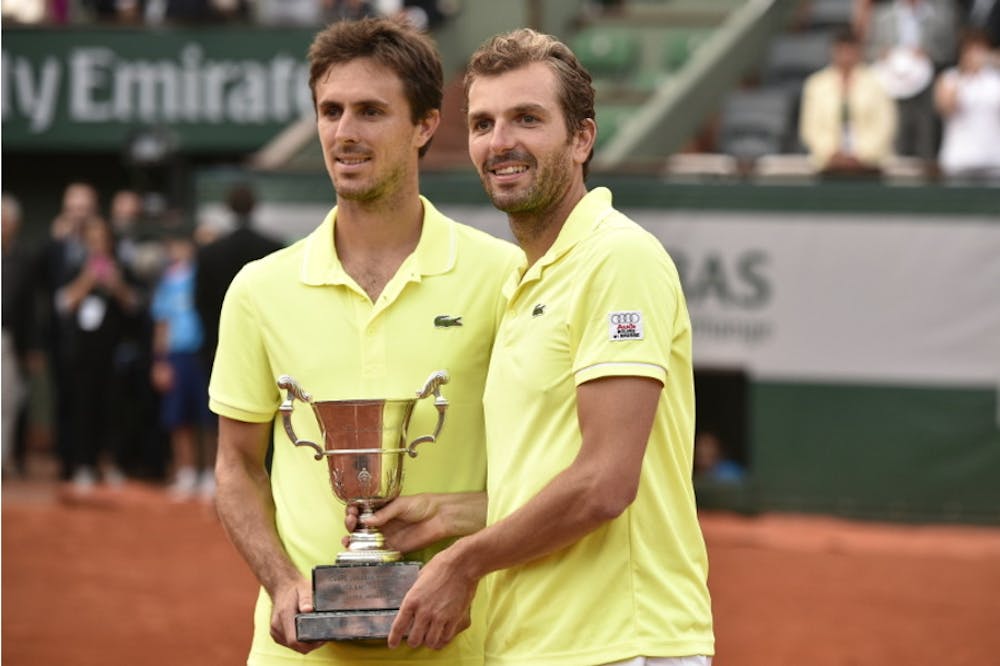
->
[4,475,1000,665]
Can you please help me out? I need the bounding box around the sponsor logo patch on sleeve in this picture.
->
[608,311,643,341]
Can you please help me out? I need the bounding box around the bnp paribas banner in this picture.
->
[2,27,316,151]
[419,206,999,388]
[626,211,1000,387]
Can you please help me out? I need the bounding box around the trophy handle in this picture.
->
[277,375,325,460]
[407,370,450,457]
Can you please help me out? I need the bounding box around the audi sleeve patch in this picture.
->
[608,311,644,341]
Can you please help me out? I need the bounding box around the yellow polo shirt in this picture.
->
[210,197,522,666]
[481,188,714,665]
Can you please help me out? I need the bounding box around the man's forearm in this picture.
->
[441,460,627,582]
[386,460,633,649]
[215,459,301,595]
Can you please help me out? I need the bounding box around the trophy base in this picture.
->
[300,561,420,642]
[296,609,397,642]
[313,561,420,612]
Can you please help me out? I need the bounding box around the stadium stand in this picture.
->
[717,87,796,168]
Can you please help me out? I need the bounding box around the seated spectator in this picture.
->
[800,28,897,176]
[693,431,745,484]
[934,30,1000,182]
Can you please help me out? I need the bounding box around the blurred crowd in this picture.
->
[799,0,1000,180]
[1,0,458,30]
[1,182,282,501]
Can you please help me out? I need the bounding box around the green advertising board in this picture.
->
[2,27,317,152]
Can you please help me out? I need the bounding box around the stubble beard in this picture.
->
[334,158,407,207]
[481,145,575,225]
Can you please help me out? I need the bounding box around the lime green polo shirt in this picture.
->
[481,188,714,665]
[209,197,522,666]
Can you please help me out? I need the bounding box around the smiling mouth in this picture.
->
[336,156,371,166]
[490,164,529,176]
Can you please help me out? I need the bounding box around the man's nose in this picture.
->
[334,110,361,143]
[489,120,516,154]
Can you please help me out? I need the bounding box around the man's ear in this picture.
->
[574,118,597,164]
[415,109,442,151]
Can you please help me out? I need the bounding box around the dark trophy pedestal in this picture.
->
[297,561,421,641]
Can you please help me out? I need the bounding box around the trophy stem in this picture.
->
[337,507,402,564]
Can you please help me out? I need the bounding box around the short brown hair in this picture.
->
[464,29,596,175]
[308,18,443,157]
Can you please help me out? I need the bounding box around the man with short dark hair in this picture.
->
[211,17,521,666]
[387,28,715,666]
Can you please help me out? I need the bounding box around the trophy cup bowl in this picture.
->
[276,370,449,641]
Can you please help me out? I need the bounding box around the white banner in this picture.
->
[208,202,1000,387]
[633,210,1000,386]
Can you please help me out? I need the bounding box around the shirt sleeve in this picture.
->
[569,224,682,387]
[207,265,280,423]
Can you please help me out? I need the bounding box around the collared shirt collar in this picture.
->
[299,195,456,287]
[504,187,614,298]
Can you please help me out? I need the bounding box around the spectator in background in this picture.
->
[934,30,1000,181]
[151,228,215,500]
[254,0,322,25]
[2,0,47,22]
[38,182,101,481]
[376,0,453,31]
[852,0,876,40]
[800,28,897,176]
[2,0,69,23]
[108,189,169,480]
[111,189,164,286]
[2,194,36,476]
[321,0,378,22]
[50,182,99,242]
[58,216,142,492]
[194,183,281,378]
[144,0,249,25]
[864,0,957,163]
[82,0,144,23]
[957,0,1000,48]
[693,431,745,484]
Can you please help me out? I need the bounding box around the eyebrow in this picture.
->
[468,102,549,122]
[510,103,547,115]
[318,97,390,110]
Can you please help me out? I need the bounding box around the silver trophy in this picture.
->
[276,370,449,641]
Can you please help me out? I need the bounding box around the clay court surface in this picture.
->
[4,476,1000,666]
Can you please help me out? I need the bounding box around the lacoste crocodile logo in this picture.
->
[532,304,546,317]
[434,315,463,328]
